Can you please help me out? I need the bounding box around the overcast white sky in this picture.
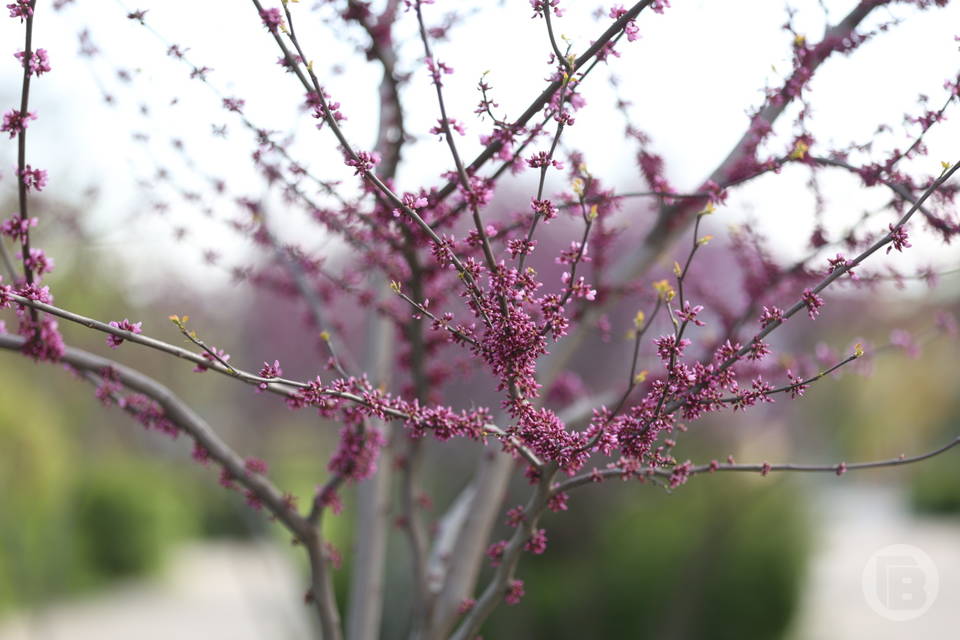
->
[1,0,958,301]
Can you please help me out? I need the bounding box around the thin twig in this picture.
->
[432,0,658,204]
[553,435,960,494]
[14,6,38,324]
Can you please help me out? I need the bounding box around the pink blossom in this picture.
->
[886,224,911,253]
[486,540,508,567]
[244,489,263,510]
[393,192,429,217]
[14,48,50,76]
[345,150,380,176]
[530,0,562,18]
[609,5,639,41]
[547,491,569,512]
[317,486,342,515]
[530,198,558,222]
[505,579,525,605]
[1,215,37,243]
[505,505,525,527]
[16,282,51,304]
[675,301,705,327]
[747,339,770,362]
[18,314,64,362]
[1,109,36,138]
[245,457,269,475]
[192,442,211,465]
[524,528,548,554]
[123,393,179,438]
[259,7,283,33]
[655,335,691,361]
[0,279,14,309]
[759,305,783,328]
[526,152,563,170]
[106,318,143,348]
[801,288,824,320]
[194,347,231,372]
[17,165,47,191]
[668,460,692,488]
[786,369,808,399]
[7,0,32,19]
[508,238,537,259]
[430,118,465,138]
[651,0,670,13]
[257,360,282,391]
[425,57,453,86]
[218,468,236,490]
[278,53,304,71]
[222,97,245,113]
[328,425,385,481]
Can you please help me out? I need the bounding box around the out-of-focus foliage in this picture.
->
[0,236,354,616]
[0,414,189,613]
[0,367,72,612]
[910,453,960,515]
[486,477,809,640]
[72,460,195,581]
[0,364,274,617]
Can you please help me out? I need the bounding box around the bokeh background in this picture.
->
[1,1,958,638]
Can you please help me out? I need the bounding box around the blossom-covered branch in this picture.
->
[0,332,345,634]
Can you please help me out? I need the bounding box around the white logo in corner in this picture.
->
[862,543,939,621]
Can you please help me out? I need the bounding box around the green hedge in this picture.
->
[71,461,197,583]
[910,454,960,515]
[485,476,809,640]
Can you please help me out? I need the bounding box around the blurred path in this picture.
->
[1,490,955,640]
[789,485,960,640]
[0,541,314,640]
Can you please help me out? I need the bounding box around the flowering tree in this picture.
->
[2,0,959,638]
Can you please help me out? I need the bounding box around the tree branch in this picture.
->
[448,464,558,640]
[0,333,347,637]
[553,435,960,493]
[425,450,514,640]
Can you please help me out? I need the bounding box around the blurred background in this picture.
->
[0,1,958,638]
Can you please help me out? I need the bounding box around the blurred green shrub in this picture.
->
[191,476,270,540]
[71,460,196,582]
[486,476,809,640]
[910,454,960,515]
[0,369,73,613]
[0,253,283,616]
[0,367,264,617]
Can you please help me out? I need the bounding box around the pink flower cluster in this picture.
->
[6,0,32,19]
[1,108,35,138]
[259,7,283,33]
[0,215,37,243]
[106,318,143,348]
[14,47,49,76]
[17,165,47,191]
